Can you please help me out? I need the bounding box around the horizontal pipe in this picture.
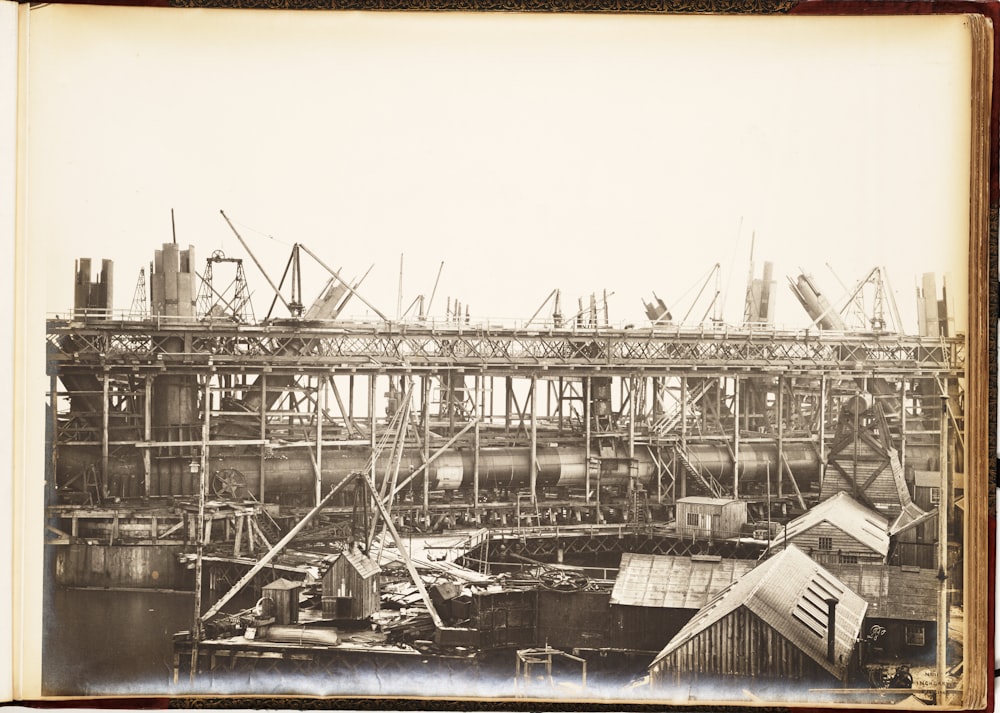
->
[56,439,832,499]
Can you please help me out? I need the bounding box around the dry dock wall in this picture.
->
[51,544,191,590]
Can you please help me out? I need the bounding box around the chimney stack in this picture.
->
[826,598,838,663]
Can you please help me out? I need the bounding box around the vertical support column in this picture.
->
[680,377,688,449]
[732,376,740,499]
[776,375,784,500]
[627,376,640,523]
[529,374,538,507]
[557,377,564,432]
[348,374,355,425]
[422,376,431,523]
[144,376,152,498]
[504,376,513,436]
[900,380,908,475]
[715,380,722,433]
[584,376,591,505]
[627,376,636,460]
[369,373,377,491]
[50,374,59,498]
[936,391,950,705]
[473,374,481,524]
[190,374,211,683]
[259,373,267,504]
[819,374,828,486]
[590,376,603,523]
[627,376,636,506]
[656,449,662,504]
[315,376,324,507]
[448,371,456,435]
[101,368,110,491]
[679,376,687,501]
[487,375,494,421]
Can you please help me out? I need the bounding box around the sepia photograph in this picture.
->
[11,3,992,707]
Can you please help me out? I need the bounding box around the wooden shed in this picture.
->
[675,497,747,540]
[262,577,302,625]
[767,492,889,565]
[648,545,867,690]
[609,553,755,652]
[824,562,939,662]
[322,549,381,620]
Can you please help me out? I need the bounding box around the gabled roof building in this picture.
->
[608,553,756,651]
[767,491,889,565]
[649,545,867,690]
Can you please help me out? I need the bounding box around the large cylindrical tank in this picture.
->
[148,243,199,496]
[791,274,847,331]
[58,439,817,500]
[684,442,820,484]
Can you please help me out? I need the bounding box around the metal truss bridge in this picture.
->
[48,317,965,378]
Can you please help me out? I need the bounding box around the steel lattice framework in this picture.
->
[48,318,965,378]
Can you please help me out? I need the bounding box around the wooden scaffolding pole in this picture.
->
[189,375,211,683]
[530,374,538,507]
[143,376,152,498]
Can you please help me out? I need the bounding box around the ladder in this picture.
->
[628,488,650,525]
[83,464,103,506]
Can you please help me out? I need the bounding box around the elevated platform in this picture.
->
[48,318,963,377]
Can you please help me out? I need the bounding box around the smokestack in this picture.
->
[826,598,838,663]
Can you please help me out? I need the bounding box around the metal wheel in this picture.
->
[212,468,248,499]
[254,596,276,619]
[539,569,589,592]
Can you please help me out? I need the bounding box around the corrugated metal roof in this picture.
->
[610,553,755,609]
[768,491,890,556]
[824,562,938,622]
[651,545,868,681]
[340,549,382,579]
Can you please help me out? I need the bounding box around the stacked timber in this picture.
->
[382,611,436,644]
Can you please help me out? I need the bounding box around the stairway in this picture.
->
[253,510,284,548]
[675,446,727,499]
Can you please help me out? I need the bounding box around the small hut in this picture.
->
[261,577,303,625]
[675,497,747,540]
[322,549,381,620]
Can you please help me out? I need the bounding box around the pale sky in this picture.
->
[27,7,972,332]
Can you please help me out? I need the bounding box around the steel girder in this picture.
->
[49,320,964,377]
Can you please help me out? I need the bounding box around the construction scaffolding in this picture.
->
[47,310,963,526]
